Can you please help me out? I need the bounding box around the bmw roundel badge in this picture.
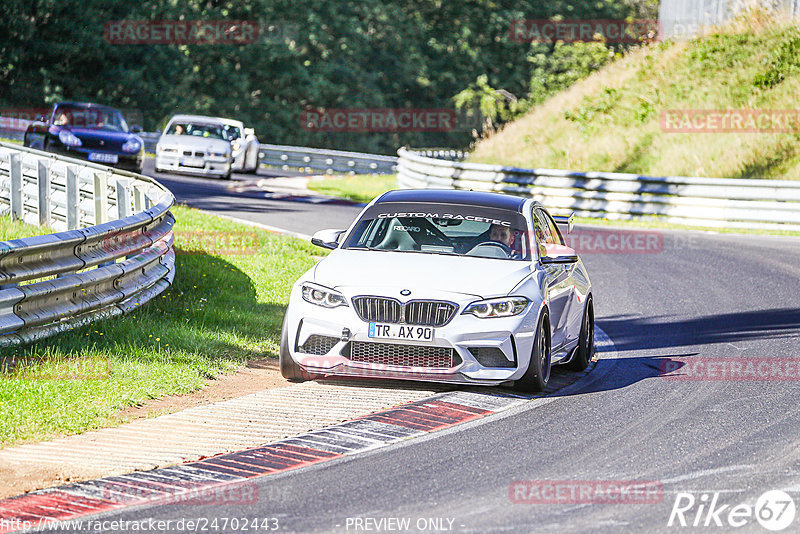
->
[400,289,411,296]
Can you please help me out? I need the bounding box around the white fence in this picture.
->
[0,141,175,345]
[397,148,800,232]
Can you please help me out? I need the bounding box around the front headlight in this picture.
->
[463,297,529,318]
[301,283,348,308]
[58,130,82,147]
[231,140,241,151]
[208,150,229,158]
[122,138,141,153]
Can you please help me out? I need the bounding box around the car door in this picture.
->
[534,208,573,352]
[540,209,581,348]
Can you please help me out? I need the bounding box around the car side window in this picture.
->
[531,209,549,257]
[542,211,565,245]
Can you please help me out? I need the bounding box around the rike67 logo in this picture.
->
[669,490,796,531]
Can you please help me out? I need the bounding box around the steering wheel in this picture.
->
[467,241,513,258]
[423,221,451,245]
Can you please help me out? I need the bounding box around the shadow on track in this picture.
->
[598,307,800,352]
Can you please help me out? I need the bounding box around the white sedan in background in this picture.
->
[155,115,233,179]
[280,189,595,392]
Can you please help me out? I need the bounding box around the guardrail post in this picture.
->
[93,172,108,225]
[134,186,146,213]
[9,153,22,221]
[117,179,132,220]
[66,166,78,230]
[37,160,51,227]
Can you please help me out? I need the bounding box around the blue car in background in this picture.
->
[23,102,144,173]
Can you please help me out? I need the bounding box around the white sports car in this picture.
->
[155,115,259,178]
[155,115,233,179]
[280,189,594,392]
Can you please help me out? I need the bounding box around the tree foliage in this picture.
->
[0,0,658,154]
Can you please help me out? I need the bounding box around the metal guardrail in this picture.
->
[397,147,800,232]
[140,132,161,154]
[0,141,175,345]
[258,143,397,175]
[141,132,397,175]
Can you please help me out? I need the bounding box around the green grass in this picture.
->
[307,174,398,204]
[0,205,321,446]
[470,17,800,180]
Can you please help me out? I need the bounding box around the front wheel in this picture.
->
[279,314,322,382]
[567,298,594,371]
[515,314,551,393]
[280,315,305,382]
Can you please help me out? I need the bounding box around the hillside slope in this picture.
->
[470,21,800,180]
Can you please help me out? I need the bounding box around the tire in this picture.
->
[279,314,306,382]
[250,149,260,173]
[515,313,551,392]
[567,298,594,371]
[23,133,29,147]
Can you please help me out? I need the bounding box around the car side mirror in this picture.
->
[311,229,345,250]
[540,243,578,264]
[553,213,574,235]
[244,128,255,137]
[130,125,143,133]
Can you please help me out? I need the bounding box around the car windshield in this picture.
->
[344,202,531,261]
[166,122,225,140]
[222,125,242,141]
[52,105,129,132]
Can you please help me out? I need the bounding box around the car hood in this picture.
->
[313,249,533,299]
[158,134,229,151]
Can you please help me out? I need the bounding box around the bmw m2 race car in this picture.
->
[280,189,594,392]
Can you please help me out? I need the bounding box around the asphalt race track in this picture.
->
[81,165,800,533]
[144,159,364,235]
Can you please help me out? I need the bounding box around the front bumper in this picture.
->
[285,287,541,386]
[49,146,143,173]
[155,151,231,177]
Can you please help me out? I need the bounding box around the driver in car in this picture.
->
[483,223,523,258]
[490,224,514,247]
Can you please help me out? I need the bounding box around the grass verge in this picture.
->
[0,205,320,447]
[307,174,397,204]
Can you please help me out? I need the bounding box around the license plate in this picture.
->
[88,152,118,164]
[181,156,205,168]
[368,323,434,342]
